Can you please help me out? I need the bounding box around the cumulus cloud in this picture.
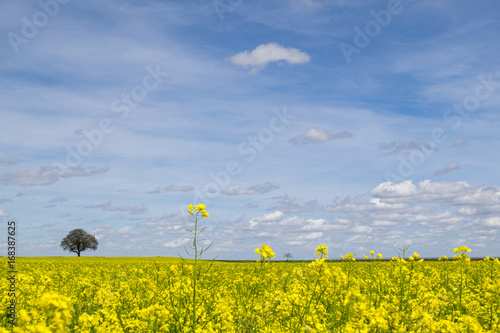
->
[249,210,285,230]
[0,166,109,186]
[369,180,500,208]
[301,218,327,230]
[227,42,310,74]
[223,182,279,195]
[254,210,284,222]
[458,206,476,216]
[178,178,500,257]
[265,179,500,253]
[370,180,417,197]
[289,128,352,145]
[434,162,459,175]
[483,217,500,227]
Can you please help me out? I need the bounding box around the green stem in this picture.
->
[192,213,198,333]
[459,263,463,316]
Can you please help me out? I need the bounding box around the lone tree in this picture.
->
[60,229,98,257]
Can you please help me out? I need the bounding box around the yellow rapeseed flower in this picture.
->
[315,244,328,259]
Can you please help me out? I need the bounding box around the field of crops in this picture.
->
[1,245,500,332]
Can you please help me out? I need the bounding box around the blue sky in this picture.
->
[1,0,500,259]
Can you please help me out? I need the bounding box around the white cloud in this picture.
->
[1,168,57,186]
[289,128,352,145]
[279,216,305,227]
[227,42,310,74]
[434,162,459,176]
[116,226,140,235]
[352,225,372,233]
[458,206,476,215]
[303,232,323,240]
[370,180,417,198]
[301,218,327,230]
[164,185,194,192]
[0,166,109,186]
[374,180,493,205]
[164,238,191,248]
[483,217,500,227]
[0,209,8,217]
[84,202,147,215]
[371,220,398,227]
[223,182,279,195]
[369,198,407,210]
[253,210,284,222]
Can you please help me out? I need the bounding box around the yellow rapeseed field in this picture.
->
[1,246,499,332]
[2,206,499,332]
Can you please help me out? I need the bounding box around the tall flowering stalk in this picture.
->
[186,203,211,333]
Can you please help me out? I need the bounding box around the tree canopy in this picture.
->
[60,228,98,257]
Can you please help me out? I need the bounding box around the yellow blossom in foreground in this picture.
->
[315,244,328,259]
[187,203,209,217]
[255,244,275,261]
